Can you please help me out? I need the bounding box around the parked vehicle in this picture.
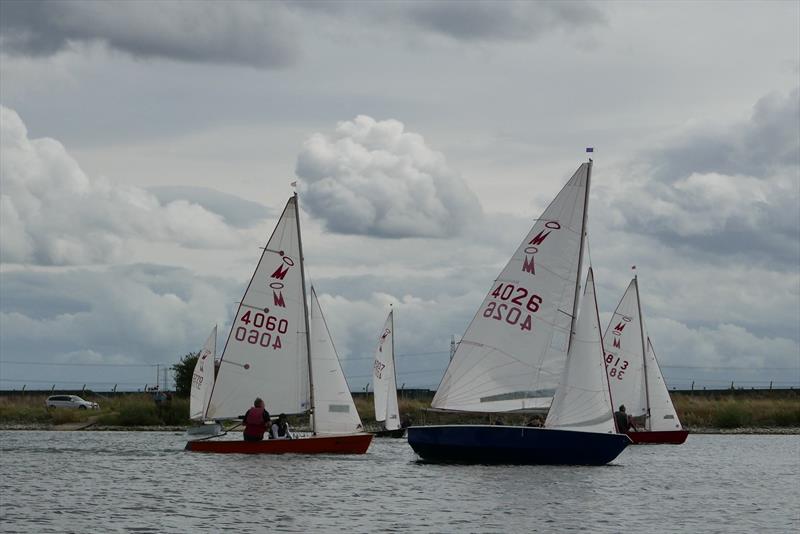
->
[45,395,100,410]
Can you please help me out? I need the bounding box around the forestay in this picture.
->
[309,288,364,435]
[545,268,616,433]
[432,163,590,412]
[189,326,217,421]
[373,310,400,431]
[602,279,648,419]
[206,197,310,419]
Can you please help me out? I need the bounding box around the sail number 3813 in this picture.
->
[482,283,541,332]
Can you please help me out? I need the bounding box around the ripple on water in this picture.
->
[0,432,798,533]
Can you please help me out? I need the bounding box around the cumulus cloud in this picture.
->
[601,87,800,266]
[0,0,299,68]
[147,186,271,228]
[0,106,249,265]
[296,115,483,238]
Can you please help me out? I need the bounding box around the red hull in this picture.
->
[185,433,373,454]
[627,430,688,445]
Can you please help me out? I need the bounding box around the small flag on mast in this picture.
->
[586,147,594,153]
[290,181,297,187]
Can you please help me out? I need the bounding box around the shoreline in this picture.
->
[1,424,798,434]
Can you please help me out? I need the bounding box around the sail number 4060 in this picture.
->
[235,310,288,350]
[482,283,542,332]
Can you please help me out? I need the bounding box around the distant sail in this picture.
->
[433,163,590,412]
[309,287,363,435]
[189,326,217,421]
[373,310,400,431]
[545,268,615,433]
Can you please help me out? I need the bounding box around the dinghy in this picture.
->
[371,310,405,438]
[185,326,222,438]
[186,195,372,454]
[604,277,688,444]
[407,160,630,465]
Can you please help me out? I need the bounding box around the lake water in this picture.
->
[0,431,797,533]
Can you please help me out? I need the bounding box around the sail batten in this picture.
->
[432,164,591,413]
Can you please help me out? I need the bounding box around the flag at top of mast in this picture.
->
[586,147,594,153]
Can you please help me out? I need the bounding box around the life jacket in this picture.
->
[614,411,629,432]
[244,407,267,438]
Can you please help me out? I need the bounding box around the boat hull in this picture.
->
[372,428,406,439]
[185,433,373,454]
[627,429,688,445]
[407,425,630,465]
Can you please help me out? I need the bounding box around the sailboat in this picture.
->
[186,194,373,454]
[371,309,405,438]
[407,160,630,465]
[186,326,223,438]
[604,276,688,444]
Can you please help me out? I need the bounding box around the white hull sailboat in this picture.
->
[372,309,404,438]
[186,194,372,454]
[407,159,630,465]
[604,277,688,444]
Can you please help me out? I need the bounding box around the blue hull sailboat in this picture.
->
[407,160,630,465]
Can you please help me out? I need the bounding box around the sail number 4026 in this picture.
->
[482,283,542,332]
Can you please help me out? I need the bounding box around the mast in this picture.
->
[634,275,651,429]
[568,158,592,351]
[294,192,316,434]
[390,307,398,416]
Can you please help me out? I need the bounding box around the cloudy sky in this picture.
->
[1,0,798,393]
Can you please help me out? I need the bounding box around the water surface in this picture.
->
[1,432,797,533]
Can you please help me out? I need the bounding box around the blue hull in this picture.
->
[407,425,630,465]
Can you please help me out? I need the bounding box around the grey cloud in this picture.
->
[603,87,800,267]
[402,0,606,42]
[296,115,483,238]
[0,0,298,68]
[649,88,799,181]
[0,264,239,388]
[147,186,271,228]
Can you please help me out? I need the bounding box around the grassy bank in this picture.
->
[0,394,190,428]
[1,391,798,431]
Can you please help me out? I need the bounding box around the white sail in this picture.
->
[373,310,400,431]
[545,268,616,433]
[432,163,591,412]
[602,279,648,419]
[206,197,310,419]
[189,326,217,421]
[644,337,683,431]
[309,287,364,435]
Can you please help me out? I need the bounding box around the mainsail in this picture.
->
[604,277,682,431]
[432,163,591,412]
[373,310,401,431]
[206,197,310,419]
[544,268,615,433]
[189,326,217,421]
[309,287,364,435]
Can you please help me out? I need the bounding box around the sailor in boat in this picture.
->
[270,413,293,440]
[243,398,272,442]
[614,405,638,433]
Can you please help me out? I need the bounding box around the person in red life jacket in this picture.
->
[242,397,271,442]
